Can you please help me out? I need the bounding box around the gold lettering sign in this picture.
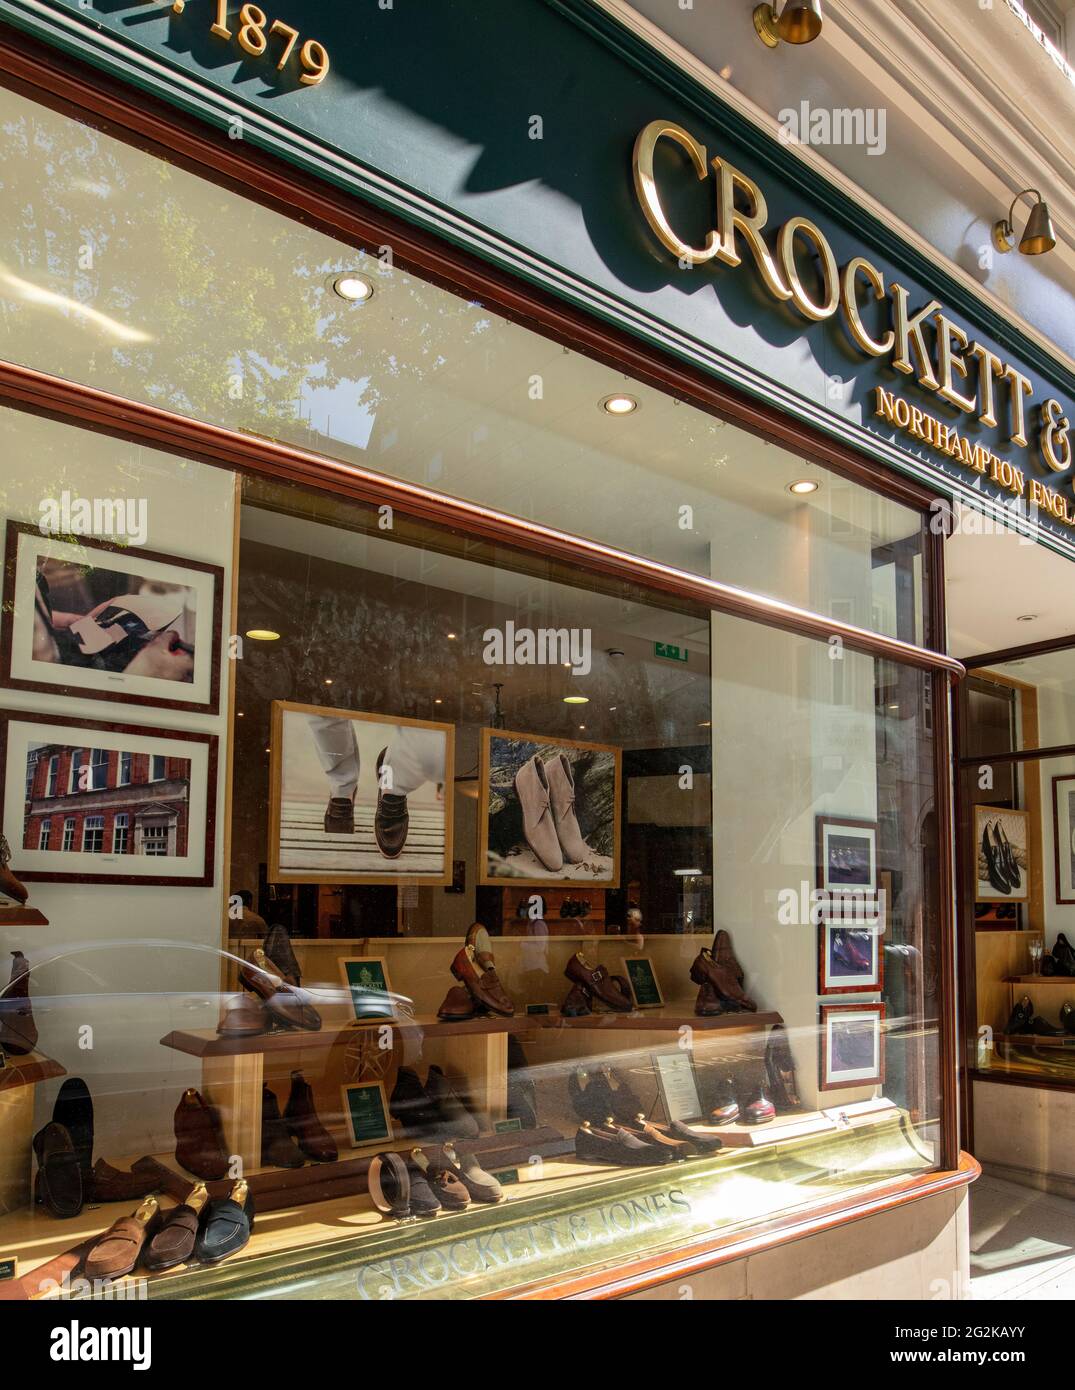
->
[632,120,1072,496]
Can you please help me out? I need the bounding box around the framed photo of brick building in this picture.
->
[1,520,224,714]
[0,710,217,886]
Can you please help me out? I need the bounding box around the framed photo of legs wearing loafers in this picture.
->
[268,701,455,886]
[478,728,621,888]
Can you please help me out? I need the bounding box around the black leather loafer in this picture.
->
[33,1122,83,1219]
[195,1181,254,1264]
[52,1077,94,1188]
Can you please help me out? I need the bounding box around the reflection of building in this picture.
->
[23,745,190,857]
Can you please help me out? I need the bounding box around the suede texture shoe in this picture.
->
[262,1084,304,1168]
[33,1122,83,1218]
[451,943,514,1016]
[514,755,563,872]
[52,1078,94,1190]
[324,796,355,834]
[174,1088,229,1181]
[142,1185,207,1273]
[84,1197,160,1280]
[284,1071,337,1163]
[690,948,757,1012]
[544,753,590,863]
[436,1143,502,1203]
[195,1181,254,1264]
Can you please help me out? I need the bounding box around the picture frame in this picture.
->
[337,956,395,1022]
[622,956,664,1008]
[268,700,455,886]
[652,1049,703,1122]
[818,922,883,995]
[974,804,1029,904]
[818,1002,885,1091]
[816,816,878,910]
[1053,776,1075,905]
[1,520,223,715]
[478,727,621,888]
[339,1081,393,1149]
[0,709,217,886]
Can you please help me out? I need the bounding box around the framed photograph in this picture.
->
[818,923,883,995]
[337,956,395,1021]
[819,1002,885,1091]
[1,520,223,714]
[478,727,621,887]
[1053,777,1075,905]
[268,701,454,886]
[340,1081,393,1149]
[974,805,1029,903]
[622,956,664,1008]
[0,709,217,886]
[816,815,878,910]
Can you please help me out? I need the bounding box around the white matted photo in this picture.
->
[1,521,223,713]
[819,1002,884,1091]
[269,701,454,885]
[0,710,217,885]
[975,805,1029,903]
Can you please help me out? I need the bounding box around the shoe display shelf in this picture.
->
[0,907,48,927]
[0,1051,66,1212]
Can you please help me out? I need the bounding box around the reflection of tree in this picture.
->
[0,95,488,493]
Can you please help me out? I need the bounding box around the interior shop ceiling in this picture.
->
[946,521,1075,657]
[0,81,914,577]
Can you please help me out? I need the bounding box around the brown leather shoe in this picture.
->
[324,796,354,834]
[84,1197,160,1280]
[174,1088,229,1181]
[689,949,757,1011]
[0,862,28,906]
[374,747,410,858]
[33,1122,83,1218]
[565,952,633,1012]
[437,985,477,1021]
[765,1023,802,1111]
[217,991,270,1037]
[451,943,514,1017]
[713,929,746,986]
[694,978,725,1016]
[142,1185,207,1273]
[240,949,321,1031]
[262,1084,304,1168]
[90,1159,160,1204]
[0,950,37,1055]
[561,982,593,1016]
[284,1070,337,1163]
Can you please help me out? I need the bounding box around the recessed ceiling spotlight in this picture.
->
[324,679,333,685]
[698,720,712,728]
[434,698,443,704]
[788,479,820,495]
[563,695,589,705]
[578,724,586,730]
[332,273,374,302]
[1017,614,1038,622]
[447,632,457,640]
[245,628,281,641]
[609,705,618,712]
[600,393,639,416]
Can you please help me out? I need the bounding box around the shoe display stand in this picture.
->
[0,1051,66,1212]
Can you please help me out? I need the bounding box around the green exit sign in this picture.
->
[654,642,688,663]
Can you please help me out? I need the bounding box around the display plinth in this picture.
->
[0,1050,66,1213]
[702,1098,897,1148]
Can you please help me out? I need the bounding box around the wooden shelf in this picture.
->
[538,1007,782,1033]
[1006,975,1075,984]
[0,1051,65,1092]
[998,1031,1075,1048]
[161,1013,533,1059]
[0,908,48,927]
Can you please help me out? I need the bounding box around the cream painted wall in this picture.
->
[0,406,235,1159]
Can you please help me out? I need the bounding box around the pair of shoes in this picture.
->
[367,1145,502,1220]
[981,820,1021,895]
[90,1159,159,1204]
[390,1064,481,1141]
[321,746,412,860]
[574,1119,675,1167]
[238,949,321,1031]
[1006,995,1033,1034]
[702,1072,775,1125]
[568,1065,644,1125]
[560,951,633,1014]
[132,1181,254,1273]
[764,1024,802,1112]
[0,950,37,1055]
[1053,934,1075,977]
[32,1077,96,1219]
[515,753,590,873]
[559,898,591,919]
[262,1072,337,1167]
[441,924,514,1017]
[690,929,757,1013]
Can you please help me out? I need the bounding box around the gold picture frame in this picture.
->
[477,727,622,889]
[268,700,455,886]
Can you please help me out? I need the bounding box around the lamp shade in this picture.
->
[1019,198,1056,256]
[777,0,823,43]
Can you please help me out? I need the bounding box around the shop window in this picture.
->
[37,818,50,851]
[61,817,76,852]
[113,814,129,855]
[82,815,105,854]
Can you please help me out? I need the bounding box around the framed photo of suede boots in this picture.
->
[268,701,455,886]
[477,728,621,888]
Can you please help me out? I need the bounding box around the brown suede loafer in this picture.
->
[694,978,725,1016]
[689,949,757,1011]
[450,944,514,1017]
[90,1159,160,1205]
[412,1148,469,1210]
[564,952,633,1012]
[240,950,321,1032]
[437,1143,503,1204]
[142,1185,207,1273]
[84,1197,160,1280]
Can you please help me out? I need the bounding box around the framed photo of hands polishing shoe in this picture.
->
[478,727,621,888]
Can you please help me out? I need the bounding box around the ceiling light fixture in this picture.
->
[600,393,639,416]
[332,273,375,302]
[446,632,457,640]
[754,0,823,47]
[788,479,820,495]
[993,190,1056,256]
[324,679,333,685]
[245,628,281,641]
[563,695,590,705]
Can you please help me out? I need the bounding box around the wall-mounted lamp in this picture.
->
[753,0,823,47]
[993,189,1057,256]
